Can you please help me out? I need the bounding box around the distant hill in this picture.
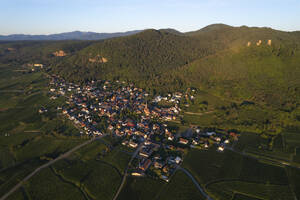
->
[186,23,233,35]
[159,28,184,35]
[0,30,142,41]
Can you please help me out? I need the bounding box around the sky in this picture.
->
[0,0,300,35]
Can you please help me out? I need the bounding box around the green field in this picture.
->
[182,147,294,200]
[25,167,85,200]
[1,28,300,200]
[286,167,300,199]
[117,177,165,200]
[157,170,206,200]
[53,159,121,200]
[117,170,205,200]
[207,181,293,200]
[0,64,89,199]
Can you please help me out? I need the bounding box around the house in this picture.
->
[127,122,135,127]
[153,124,160,130]
[161,175,169,182]
[139,159,152,171]
[167,145,175,150]
[204,143,209,148]
[178,138,189,145]
[144,140,152,145]
[162,165,169,173]
[256,40,262,46]
[144,107,150,115]
[139,148,153,158]
[218,146,225,152]
[115,130,125,137]
[175,156,182,164]
[53,50,67,57]
[154,161,163,169]
[268,39,272,46]
[93,130,101,135]
[132,172,143,176]
[168,135,174,141]
[192,139,199,145]
[34,64,43,68]
[165,116,173,121]
[154,96,162,102]
[206,132,216,136]
[165,129,171,136]
[108,125,114,131]
[129,141,138,148]
[229,132,239,140]
[38,108,48,114]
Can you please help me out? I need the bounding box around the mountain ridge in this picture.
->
[2,24,300,41]
[0,30,142,41]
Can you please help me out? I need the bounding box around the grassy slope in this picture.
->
[175,45,300,107]
[182,148,293,200]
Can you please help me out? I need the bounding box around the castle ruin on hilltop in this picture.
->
[247,39,272,47]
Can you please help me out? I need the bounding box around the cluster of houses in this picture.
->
[153,90,196,108]
[128,126,238,181]
[122,122,183,181]
[48,75,180,136]
[187,128,238,152]
[46,74,238,182]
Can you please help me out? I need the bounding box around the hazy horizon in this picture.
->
[1,23,300,36]
[1,0,300,35]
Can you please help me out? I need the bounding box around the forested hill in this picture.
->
[52,29,216,84]
[51,24,300,86]
[187,24,300,51]
[1,24,300,109]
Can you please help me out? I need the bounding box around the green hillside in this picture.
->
[49,25,300,94]
[187,24,300,50]
[1,24,300,131]
[174,44,300,106]
[49,24,300,132]
[51,29,214,85]
[0,40,92,64]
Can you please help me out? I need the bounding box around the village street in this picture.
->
[177,166,212,200]
[113,143,144,200]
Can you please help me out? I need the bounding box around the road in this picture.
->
[225,146,300,170]
[113,143,143,200]
[178,166,213,200]
[0,90,24,93]
[184,110,214,116]
[0,134,108,200]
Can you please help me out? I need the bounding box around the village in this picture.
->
[45,74,238,182]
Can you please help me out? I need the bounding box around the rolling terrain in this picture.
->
[0,30,141,41]
[1,24,300,200]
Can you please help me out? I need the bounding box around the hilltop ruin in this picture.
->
[247,39,272,47]
[53,50,67,57]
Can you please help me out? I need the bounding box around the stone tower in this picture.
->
[256,40,262,46]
